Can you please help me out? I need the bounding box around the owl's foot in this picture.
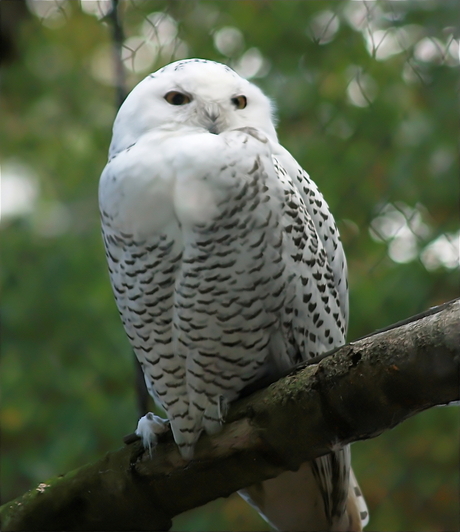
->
[202,395,228,435]
[135,412,170,454]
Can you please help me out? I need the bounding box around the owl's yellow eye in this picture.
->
[231,95,247,109]
[164,91,191,105]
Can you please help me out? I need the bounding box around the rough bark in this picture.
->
[1,298,459,531]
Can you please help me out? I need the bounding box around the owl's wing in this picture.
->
[272,144,349,330]
[239,144,368,531]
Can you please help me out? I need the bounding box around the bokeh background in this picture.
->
[1,1,459,530]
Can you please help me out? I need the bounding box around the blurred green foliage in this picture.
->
[1,1,458,530]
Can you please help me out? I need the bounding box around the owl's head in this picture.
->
[110,59,277,158]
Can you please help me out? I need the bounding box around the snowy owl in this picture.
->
[99,58,368,531]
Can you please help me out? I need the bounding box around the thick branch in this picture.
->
[1,299,459,531]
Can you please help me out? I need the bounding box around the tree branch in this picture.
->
[1,299,459,531]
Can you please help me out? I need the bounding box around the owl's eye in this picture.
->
[164,91,191,105]
[231,95,247,109]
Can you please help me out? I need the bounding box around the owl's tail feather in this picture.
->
[331,467,368,531]
[238,461,368,532]
[169,417,202,460]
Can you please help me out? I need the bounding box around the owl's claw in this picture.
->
[135,412,170,455]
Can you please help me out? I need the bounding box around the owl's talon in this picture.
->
[135,412,170,454]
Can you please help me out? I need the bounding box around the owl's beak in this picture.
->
[201,103,223,135]
[207,122,219,135]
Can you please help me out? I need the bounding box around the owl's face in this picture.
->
[110,59,278,158]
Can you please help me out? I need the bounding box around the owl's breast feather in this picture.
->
[99,130,270,239]
[99,134,179,238]
[99,128,274,238]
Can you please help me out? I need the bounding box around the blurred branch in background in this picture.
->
[0,0,29,65]
[105,0,126,108]
[1,299,459,531]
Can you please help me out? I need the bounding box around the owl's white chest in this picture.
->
[99,131,233,239]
